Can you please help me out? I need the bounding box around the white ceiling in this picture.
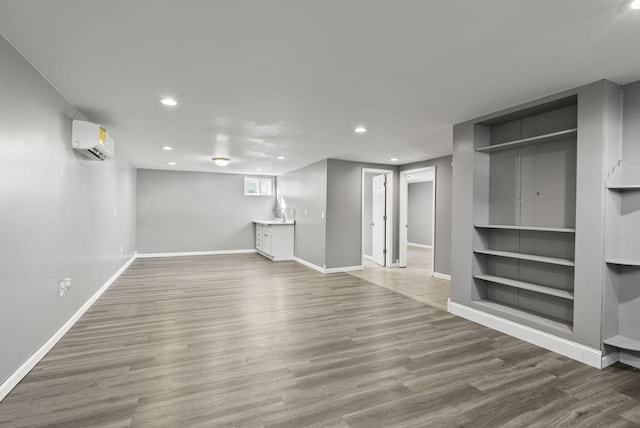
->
[1,1,640,175]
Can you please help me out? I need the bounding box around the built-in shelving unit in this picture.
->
[602,161,640,368]
[451,80,623,368]
[470,99,578,332]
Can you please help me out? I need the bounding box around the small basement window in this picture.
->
[244,176,273,196]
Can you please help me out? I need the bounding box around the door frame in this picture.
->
[399,166,436,268]
[361,168,394,268]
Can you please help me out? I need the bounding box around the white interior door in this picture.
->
[372,174,387,266]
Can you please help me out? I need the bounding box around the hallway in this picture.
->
[349,246,450,311]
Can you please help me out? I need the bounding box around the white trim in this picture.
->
[363,255,373,261]
[408,243,432,249]
[293,257,363,274]
[324,265,364,274]
[447,300,604,369]
[0,254,137,402]
[136,249,256,258]
[601,351,619,369]
[293,257,326,274]
[433,272,451,281]
[399,166,436,268]
[361,168,394,268]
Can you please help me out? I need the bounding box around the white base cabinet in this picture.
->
[254,221,294,261]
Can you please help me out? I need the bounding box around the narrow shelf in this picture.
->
[474,249,575,267]
[604,335,640,352]
[474,274,574,300]
[475,128,577,153]
[475,224,576,233]
[606,258,640,266]
[607,185,640,192]
[473,299,573,334]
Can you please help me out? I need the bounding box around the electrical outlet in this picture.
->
[59,278,71,298]
[120,245,124,254]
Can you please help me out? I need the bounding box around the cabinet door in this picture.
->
[263,227,273,255]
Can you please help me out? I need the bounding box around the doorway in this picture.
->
[399,166,436,269]
[361,168,394,268]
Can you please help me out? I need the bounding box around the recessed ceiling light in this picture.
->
[277,156,286,160]
[632,0,640,9]
[168,162,176,166]
[390,157,399,162]
[255,168,263,172]
[162,146,173,151]
[212,157,231,166]
[354,126,367,133]
[161,98,177,106]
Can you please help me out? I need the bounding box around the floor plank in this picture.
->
[1,253,639,427]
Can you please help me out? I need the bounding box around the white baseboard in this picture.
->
[0,254,137,402]
[408,243,432,249]
[293,257,363,274]
[293,257,325,273]
[433,272,451,281]
[601,350,620,369]
[136,249,256,258]
[447,300,603,369]
[324,265,364,274]
[363,255,373,261]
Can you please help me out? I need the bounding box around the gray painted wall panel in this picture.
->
[407,181,433,245]
[277,160,327,268]
[623,81,640,161]
[136,169,274,253]
[325,159,401,269]
[0,36,136,385]
[401,156,453,276]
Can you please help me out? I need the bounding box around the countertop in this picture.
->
[253,219,295,225]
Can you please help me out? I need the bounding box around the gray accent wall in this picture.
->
[136,169,274,253]
[401,156,453,276]
[326,159,400,269]
[408,181,433,246]
[0,36,137,385]
[276,160,327,268]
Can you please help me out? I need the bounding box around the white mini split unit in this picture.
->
[71,120,114,160]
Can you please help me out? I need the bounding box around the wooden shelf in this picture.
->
[473,300,573,334]
[475,128,577,153]
[606,258,640,267]
[604,335,640,352]
[475,224,575,233]
[474,274,574,300]
[474,249,575,267]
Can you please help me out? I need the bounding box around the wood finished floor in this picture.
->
[2,253,640,427]
[349,247,450,311]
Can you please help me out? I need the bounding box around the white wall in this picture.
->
[0,36,137,386]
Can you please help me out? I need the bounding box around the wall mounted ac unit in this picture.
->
[71,120,114,160]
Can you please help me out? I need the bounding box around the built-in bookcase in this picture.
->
[472,100,577,334]
[451,81,622,367]
[603,162,640,368]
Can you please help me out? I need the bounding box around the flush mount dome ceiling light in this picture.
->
[160,97,177,106]
[632,0,640,9]
[212,157,231,166]
[354,126,367,133]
